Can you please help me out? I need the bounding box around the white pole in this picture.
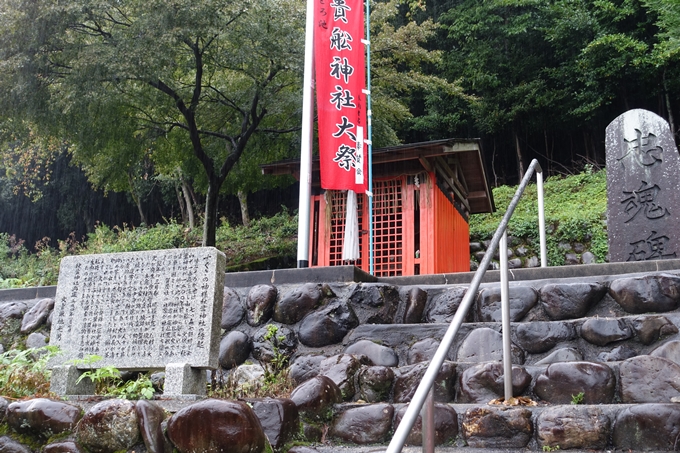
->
[537,170,547,267]
[500,230,513,401]
[296,0,315,268]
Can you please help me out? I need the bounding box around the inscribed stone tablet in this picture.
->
[49,247,226,369]
[606,109,680,262]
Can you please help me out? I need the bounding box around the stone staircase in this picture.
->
[4,260,680,451]
[220,259,680,451]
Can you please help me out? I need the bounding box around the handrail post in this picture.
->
[537,168,547,267]
[421,388,435,453]
[385,159,546,453]
[500,230,513,401]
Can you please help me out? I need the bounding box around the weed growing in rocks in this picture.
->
[570,391,585,405]
[210,325,296,399]
[0,346,59,398]
[73,355,154,399]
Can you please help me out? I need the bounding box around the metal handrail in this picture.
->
[386,159,546,453]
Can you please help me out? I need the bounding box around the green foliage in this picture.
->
[571,391,585,405]
[210,323,295,400]
[0,209,297,288]
[469,168,608,265]
[543,445,560,452]
[0,346,60,398]
[73,355,154,399]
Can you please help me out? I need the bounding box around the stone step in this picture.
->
[321,401,680,451]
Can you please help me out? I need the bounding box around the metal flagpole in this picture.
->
[297,0,315,269]
[364,0,374,275]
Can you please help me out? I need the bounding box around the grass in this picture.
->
[0,168,609,287]
[469,166,608,265]
[0,210,298,288]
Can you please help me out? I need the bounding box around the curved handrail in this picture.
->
[386,159,545,453]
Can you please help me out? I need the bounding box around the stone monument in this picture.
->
[48,247,226,396]
[606,109,680,262]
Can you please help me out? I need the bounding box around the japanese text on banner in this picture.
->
[314,0,367,192]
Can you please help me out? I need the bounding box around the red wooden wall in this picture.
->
[309,172,469,276]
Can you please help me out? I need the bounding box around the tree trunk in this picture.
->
[237,190,250,227]
[181,179,195,229]
[175,182,188,226]
[514,129,525,181]
[203,179,219,247]
[664,70,676,139]
[134,194,148,226]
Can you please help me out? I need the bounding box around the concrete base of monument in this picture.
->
[50,365,95,396]
[50,363,211,398]
[163,362,207,396]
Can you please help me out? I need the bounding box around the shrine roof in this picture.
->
[261,138,494,214]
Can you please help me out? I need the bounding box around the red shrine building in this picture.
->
[262,139,495,277]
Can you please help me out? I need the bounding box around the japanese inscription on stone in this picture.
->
[49,247,226,369]
[606,109,680,262]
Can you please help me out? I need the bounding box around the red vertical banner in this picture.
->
[314,0,367,192]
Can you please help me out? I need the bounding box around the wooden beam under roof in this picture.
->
[260,138,495,214]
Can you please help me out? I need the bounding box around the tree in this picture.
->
[0,0,305,246]
[369,0,465,147]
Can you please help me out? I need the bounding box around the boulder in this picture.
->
[135,400,171,453]
[0,302,27,325]
[273,283,322,325]
[580,317,633,346]
[423,287,467,323]
[457,362,531,403]
[290,376,342,415]
[609,274,680,314]
[632,316,678,345]
[348,284,400,324]
[535,347,583,365]
[619,355,680,403]
[221,287,245,330]
[319,354,364,400]
[393,404,458,446]
[537,406,610,450]
[407,338,440,364]
[456,327,524,364]
[539,282,606,320]
[613,404,680,450]
[20,298,54,334]
[393,361,456,403]
[7,398,82,438]
[534,362,615,404]
[0,437,32,453]
[462,407,533,448]
[399,287,427,324]
[330,404,394,444]
[289,355,324,386]
[358,366,394,402]
[249,398,299,450]
[252,324,297,363]
[650,340,680,366]
[344,340,398,367]
[476,286,537,322]
[75,399,140,453]
[246,284,277,326]
[25,331,48,349]
[514,321,575,354]
[297,300,358,347]
[218,331,251,370]
[166,399,265,453]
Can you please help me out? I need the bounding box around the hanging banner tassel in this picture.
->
[342,190,360,261]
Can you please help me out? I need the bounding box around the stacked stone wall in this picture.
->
[2,268,680,451]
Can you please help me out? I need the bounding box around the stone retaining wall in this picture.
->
[2,267,680,451]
